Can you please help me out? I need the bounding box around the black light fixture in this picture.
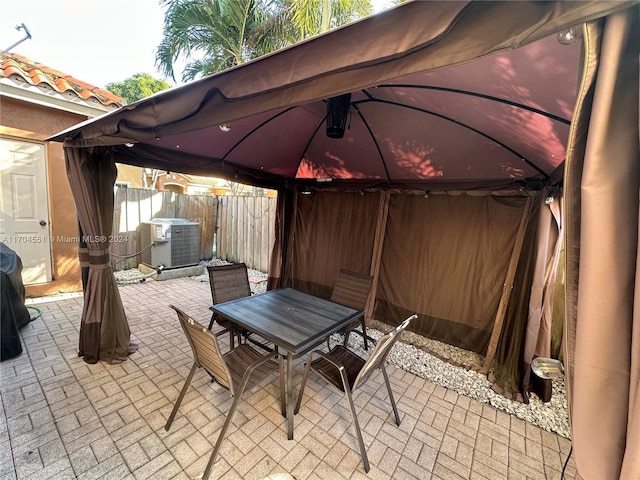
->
[326,93,351,139]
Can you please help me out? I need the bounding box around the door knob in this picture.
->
[39,220,47,226]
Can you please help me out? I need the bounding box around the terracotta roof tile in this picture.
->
[0,53,123,107]
[54,77,72,92]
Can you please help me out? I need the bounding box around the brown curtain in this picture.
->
[65,146,135,364]
[492,198,541,400]
[535,196,564,361]
[268,188,294,290]
[283,191,379,298]
[564,8,639,479]
[376,193,530,353]
[519,192,564,402]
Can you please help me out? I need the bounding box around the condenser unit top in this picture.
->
[143,218,198,226]
[143,218,199,242]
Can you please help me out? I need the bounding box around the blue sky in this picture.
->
[1,0,392,90]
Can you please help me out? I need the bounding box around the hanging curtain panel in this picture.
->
[65,146,136,364]
[375,193,531,353]
[564,8,639,478]
[284,191,379,299]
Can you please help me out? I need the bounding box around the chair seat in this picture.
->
[309,345,365,392]
[224,344,278,388]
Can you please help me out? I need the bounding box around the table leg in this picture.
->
[286,353,294,440]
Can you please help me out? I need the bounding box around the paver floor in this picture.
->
[1,277,575,479]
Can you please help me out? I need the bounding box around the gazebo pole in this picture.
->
[366,191,391,322]
[479,196,533,375]
[282,185,301,288]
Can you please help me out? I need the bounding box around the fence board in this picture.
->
[236,197,244,264]
[218,196,226,259]
[246,196,255,269]
[112,187,128,269]
[185,195,216,259]
[231,196,239,261]
[219,196,227,260]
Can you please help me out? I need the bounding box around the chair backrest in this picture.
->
[170,305,235,393]
[207,263,251,305]
[353,314,417,390]
[330,269,373,311]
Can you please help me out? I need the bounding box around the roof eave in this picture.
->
[0,78,119,118]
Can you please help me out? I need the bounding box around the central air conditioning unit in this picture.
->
[140,218,200,269]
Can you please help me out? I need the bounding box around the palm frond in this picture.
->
[156,0,373,80]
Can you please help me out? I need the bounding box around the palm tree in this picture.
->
[156,0,372,82]
[290,0,372,38]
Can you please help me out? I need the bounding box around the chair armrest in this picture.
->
[247,350,281,371]
[308,349,346,372]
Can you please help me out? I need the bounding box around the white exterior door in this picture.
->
[0,138,52,284]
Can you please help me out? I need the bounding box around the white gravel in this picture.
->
[114,261,569,439]
[335,323,570,439]
[113,258,268,291]
[113,268,157,284]
[190,258,268,293]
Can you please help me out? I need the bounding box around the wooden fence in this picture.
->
[215,195,277,273]
[111,187,276,273]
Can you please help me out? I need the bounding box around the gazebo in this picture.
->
[50,2,639,478]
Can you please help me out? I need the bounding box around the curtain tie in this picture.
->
[88,249,110,269]
[78,247,89,268]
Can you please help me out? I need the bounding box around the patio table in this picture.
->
[211,287,363,440]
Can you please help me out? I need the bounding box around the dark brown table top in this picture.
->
[211,287,363,355]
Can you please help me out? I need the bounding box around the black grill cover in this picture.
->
[1,243,30,361]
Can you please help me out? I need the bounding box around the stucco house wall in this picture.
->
[1,98,88,296]
[115,164,145,188]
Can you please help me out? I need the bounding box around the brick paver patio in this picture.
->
[1,277,574,479]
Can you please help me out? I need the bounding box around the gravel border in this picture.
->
[335,325,570,438]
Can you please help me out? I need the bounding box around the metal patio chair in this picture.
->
[207,263,272,351]
[296,314,417,473]
[165,305,284,480]
[207,263,251,348]
[328,269,374,350]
